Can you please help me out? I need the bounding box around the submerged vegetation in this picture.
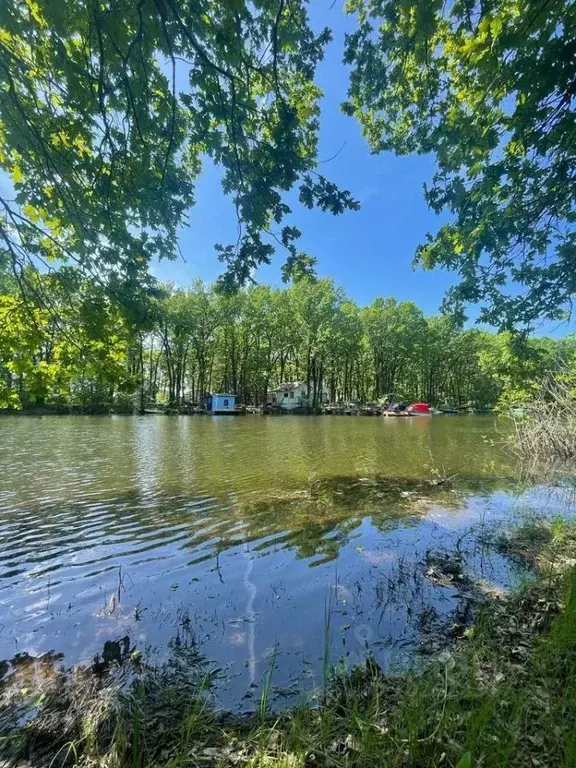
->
[3,518,576,768]
[2,274,576,412]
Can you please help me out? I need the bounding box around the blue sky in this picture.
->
[155,1,459,317]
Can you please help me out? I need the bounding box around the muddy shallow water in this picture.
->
[0,414,572,708]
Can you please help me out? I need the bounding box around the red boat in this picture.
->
[407,402,432,416]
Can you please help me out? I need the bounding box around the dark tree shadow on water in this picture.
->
[195,472,523,565]
[0,473,524,587]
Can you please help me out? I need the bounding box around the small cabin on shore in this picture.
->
[203,393,237,414]
[267,381,329,411]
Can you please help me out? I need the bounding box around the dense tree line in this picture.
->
[1,275,573,412]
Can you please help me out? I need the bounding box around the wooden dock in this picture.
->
[323,405,380,416]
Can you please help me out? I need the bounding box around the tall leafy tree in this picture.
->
[344,0,576,328]
[478,332,561,406]
[0,292,51,408]
[362,298,426,400]
[0,270,131,408]
[292,278,343,407]
[0,0,358,302]
[324,298,364,402]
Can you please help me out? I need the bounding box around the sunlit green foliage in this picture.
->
[344,0,576,328]
[127,280,576,409]
[2,275,572,411]
[0,271,131,409]
[0,0,357,297]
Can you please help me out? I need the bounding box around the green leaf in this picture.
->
[490,16,503,37]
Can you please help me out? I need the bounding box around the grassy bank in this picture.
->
[2,521,576,768]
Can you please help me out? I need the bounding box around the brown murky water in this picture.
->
[0,414,564,707]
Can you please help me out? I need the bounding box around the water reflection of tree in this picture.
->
[1,474,522,597]
[202,474,521,565]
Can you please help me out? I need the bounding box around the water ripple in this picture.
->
[0,414,549,709]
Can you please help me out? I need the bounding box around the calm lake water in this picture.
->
[0,415,569,707]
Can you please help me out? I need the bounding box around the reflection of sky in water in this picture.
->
[0,415,574,709]
[133,419,161,497]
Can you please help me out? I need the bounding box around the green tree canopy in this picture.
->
[2,270,572,410]
[0,0,358,300]
[344,0,576,328]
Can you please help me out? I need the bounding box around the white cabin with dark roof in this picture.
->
[267,381,329,410]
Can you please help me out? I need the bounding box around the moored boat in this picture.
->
[382,402,409,417]
[407,402,432,416]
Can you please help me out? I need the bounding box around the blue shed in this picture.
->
[204,393,237,414]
